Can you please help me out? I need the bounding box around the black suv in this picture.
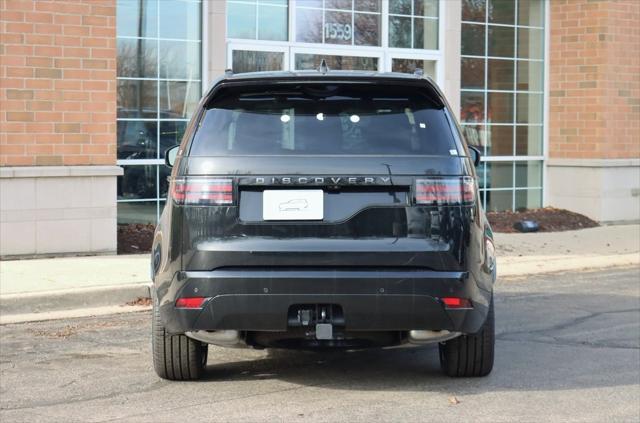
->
[151,70,497,380]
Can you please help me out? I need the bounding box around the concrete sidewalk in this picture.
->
[1,224,638,323]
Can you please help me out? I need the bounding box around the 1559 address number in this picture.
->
[324,22,352,41]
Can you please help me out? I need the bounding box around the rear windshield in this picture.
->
[189,83,456,156]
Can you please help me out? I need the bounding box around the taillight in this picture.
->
[175,297,209,309]
[170,177,233,205]
[441,297,473,309]
[414,177,475,205]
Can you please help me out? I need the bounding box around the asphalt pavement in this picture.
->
[1,267,639,422]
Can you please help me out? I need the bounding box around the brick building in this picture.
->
[1,0,639,256]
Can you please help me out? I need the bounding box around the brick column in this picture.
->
[0,0,122,256]
[547,0,640,222]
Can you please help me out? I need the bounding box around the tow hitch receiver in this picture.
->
[288,304,344,340]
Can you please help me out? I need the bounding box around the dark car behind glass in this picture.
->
[151,70,496,380]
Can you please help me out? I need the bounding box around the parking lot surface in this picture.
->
[1,267,639,422]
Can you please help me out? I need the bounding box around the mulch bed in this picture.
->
[116,208,599,254]
[487,207,599,233]
[117,223,155,254]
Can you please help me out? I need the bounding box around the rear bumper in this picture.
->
[158,268,491,335]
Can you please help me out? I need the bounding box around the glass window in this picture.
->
[460,0,545,211]
[460,92,485,123]
[389,0,439,49]
[461,23,485,56]
[488,26,514,57]
[413,17,438,50]
[488,0,515,25]
[485,189,512,212]
[189,84,456,156]
[258,4,288,41]
[159,81,201,119]
[118,165,159,200]
[518,27,544,59]
[160,121,187,158]
[116,0,157,38]
[518,0,544,27]
[487,59,514,90]
[461,124,486,152]
[486,125,513,156]
[389,16,412,48]
[461,58,485,89]
[116,38,158,78]
[486,162,514,189]
[487,92,513,123]
[355,12,381,46]
[392,58,436,79]
[462,0,485,22]
[295,0,382,46]
[294,54,378,71]
[516,93,543,124]
[116,0,202,223]
[517,60,543,91]
[515,161,542,187]
[117,121,157,160]
[515,125,543,156]
[515,189,542,210]
[117,80,157,119]
[296,8,323,43]
[227,2,257,39]
[232,50,285,73]
[227,0,288,41]
[159,40,201,79]
[159,0,201,40]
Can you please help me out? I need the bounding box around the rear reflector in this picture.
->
[175,297,208,309]
[441,297,473,309]
[415,177,475,205]
[171,177,233,206]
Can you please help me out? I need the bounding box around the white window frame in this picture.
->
[225,0,445,75]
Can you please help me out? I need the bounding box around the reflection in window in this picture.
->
[117,80,157,118]
[116,0,202,223]
[160,81,201,119]
[391,58,436,79]
[460,0,545,212]
[389,0,438,49]
[295,0,381,46]
[118,165,158,200]
[228,0,288,41]
[294,54,378,71]
[232,50,285,74]
[117,121,157,160]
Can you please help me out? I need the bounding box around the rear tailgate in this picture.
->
[179,156,476,271]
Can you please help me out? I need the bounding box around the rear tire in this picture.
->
[439,296,494,377]
[152,292,208,380]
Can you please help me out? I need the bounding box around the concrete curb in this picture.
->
[1,254,638,324]
[498,253,640,278]
[0,283,151,323]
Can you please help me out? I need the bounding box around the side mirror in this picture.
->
[468,146,482,168]
[165,145,180,167]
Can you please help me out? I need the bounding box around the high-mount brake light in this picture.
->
[171,178,233,205]
[414,177,475,205]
